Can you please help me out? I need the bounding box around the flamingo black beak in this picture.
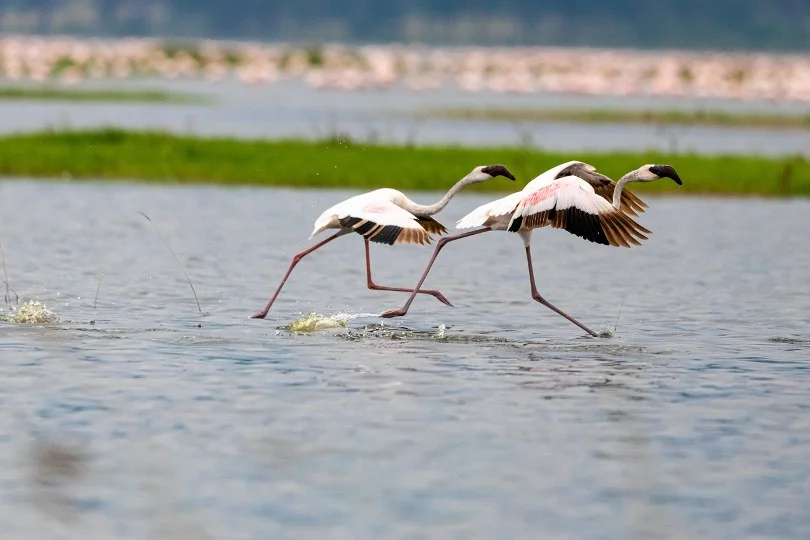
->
[650,164,682,185]
[482,164,516,181]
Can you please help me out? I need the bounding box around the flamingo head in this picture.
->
[476,164,516,182]
[642,164,682,185]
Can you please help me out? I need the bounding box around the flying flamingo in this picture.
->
[250,164,516,319]
[380,161,682,336]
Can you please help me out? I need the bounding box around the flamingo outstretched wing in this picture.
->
[336,199,439,245]
[415,216,447,235]
[456,192,523,229]
[507,176,651,247]
[310,193,443,245]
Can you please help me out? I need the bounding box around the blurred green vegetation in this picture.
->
[0,129,806,196]
[421,107,810,130]
[0,87,205,103]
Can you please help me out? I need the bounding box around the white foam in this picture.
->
[1,300,58,324]
[287,311,379,333]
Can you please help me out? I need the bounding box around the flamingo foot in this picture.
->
[427,290,453,307]
[380,307,408,318]
[250,311,269,319]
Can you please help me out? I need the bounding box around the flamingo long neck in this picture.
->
[399,173,482,216]
[612,170,642,209]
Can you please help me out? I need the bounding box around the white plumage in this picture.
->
[310,189,434,245]
[455,192,523,230]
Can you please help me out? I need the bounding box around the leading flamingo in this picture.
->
[251,164,516,319]
[379,161,682,336]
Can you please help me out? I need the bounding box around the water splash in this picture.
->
[280,314,620,346]
[283,312,379,333]
[0,300,58,324]
[341,323,510,343]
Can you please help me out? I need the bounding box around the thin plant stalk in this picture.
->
[0,239,19,305]
[137,211,202,314]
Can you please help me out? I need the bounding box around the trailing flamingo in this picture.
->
[251,164,516,319]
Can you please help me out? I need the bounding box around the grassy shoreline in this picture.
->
[0,86,206,103]
[418,107,810,130]
[0,129,806,196]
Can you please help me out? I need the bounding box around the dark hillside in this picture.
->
[2,0,809,51]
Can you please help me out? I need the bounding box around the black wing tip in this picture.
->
[339,216,360,228]
[561,207,609,245]
[370,225,403,245]
[341,215,435,245]
[340,216,401,245]
[416,216,448,235]
[507,215,523,232]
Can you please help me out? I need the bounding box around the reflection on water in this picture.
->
[0,180,809,538]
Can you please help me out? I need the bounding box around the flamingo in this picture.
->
[250,164,516,319]
[379,161,682,336]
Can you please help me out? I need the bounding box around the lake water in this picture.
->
[1,78,810,156]
[0,179,808,539]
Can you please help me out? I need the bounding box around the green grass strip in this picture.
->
[0,128,806,196]
[420,107,810,130]
[0,86,206,103]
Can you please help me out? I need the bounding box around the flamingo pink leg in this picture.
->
[364,240,453,306]
[380,227,492,318]
[250,232,342,319]
[525,245,598,337]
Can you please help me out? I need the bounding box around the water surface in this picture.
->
[1,78,810,156]
[0,180,809,539]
